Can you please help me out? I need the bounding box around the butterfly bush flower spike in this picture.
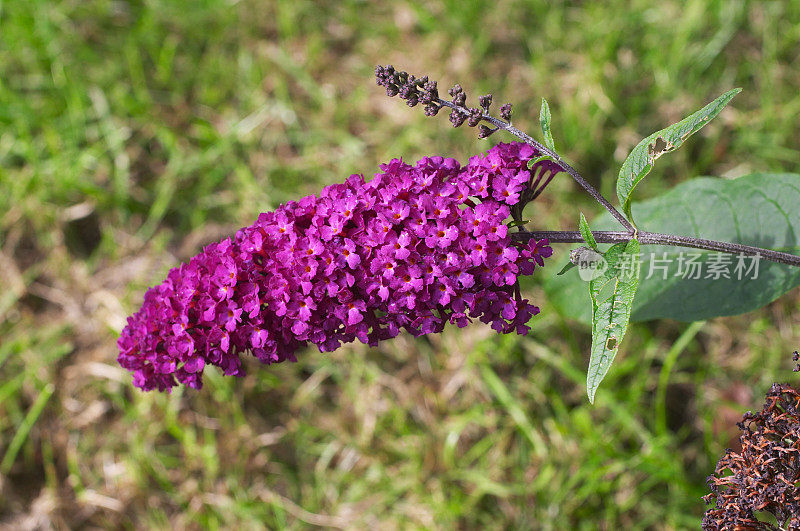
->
[118,143,553,392]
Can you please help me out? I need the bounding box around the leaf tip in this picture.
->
[557,261,576,275]
[578,212,598,251]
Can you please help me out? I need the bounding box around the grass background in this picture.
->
[1,0,799,528]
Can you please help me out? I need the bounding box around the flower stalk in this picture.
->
[375,64,634,232]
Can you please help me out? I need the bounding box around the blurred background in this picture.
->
[1,0,799,528]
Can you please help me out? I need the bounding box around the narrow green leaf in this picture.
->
[527,154,554,169]
[587,239,640,403]
[539,98,555,151]
[578,212,597,251]
[616,88,741,223]
[557,261,576,275]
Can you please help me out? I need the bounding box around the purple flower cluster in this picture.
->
[118,142,554,392]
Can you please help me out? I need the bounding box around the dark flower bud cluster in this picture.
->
[478,125,496,139]
[702,382,800,530]
[499,103,513,121]
[118,142,554,392]
[793,350,799,372]
[449,108,466,128]
[376,65,512,139]
[467,108,482,127]
[448,84,466,106]
[376,65,441,115]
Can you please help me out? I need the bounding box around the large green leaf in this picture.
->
[545,173,800,323]
[586,239,640,403]
[616,88,741,223]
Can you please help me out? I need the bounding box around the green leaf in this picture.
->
[579,212,597,251]
[557,261,576,275]
[587,239,640,403]
[527,154,555,169]
[539,98,555,151]
[544,173,800,324]
[507,219,530,228]
[616,88,741,223]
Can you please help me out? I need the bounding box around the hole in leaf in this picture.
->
[648,136,669,159]
[606,337,617,350]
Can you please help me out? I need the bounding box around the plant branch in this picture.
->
[512,230,800,268]
[435,98,636,232]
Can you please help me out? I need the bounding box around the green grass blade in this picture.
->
[479,363,546,457]
[655,321,706,434]
[2,383,55,474]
